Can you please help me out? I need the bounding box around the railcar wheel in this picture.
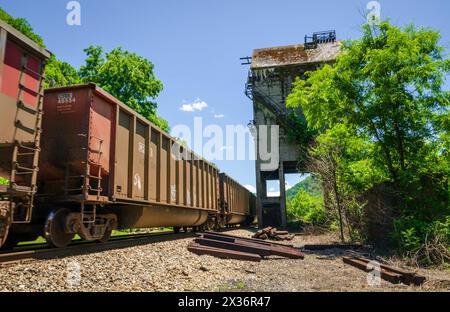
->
[0,223,10,249]
[207,218,217,231]
[98,225,112,243]
[44,208,75,248]
[173,227,181,234]
[0,205,11,249]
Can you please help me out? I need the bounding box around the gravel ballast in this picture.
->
[1,229,449,292]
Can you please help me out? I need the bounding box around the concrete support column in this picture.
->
[255,162,264,229]
[278,162,287,229]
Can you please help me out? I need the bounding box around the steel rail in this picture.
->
[0,227,252,266]
[0,231,193,266]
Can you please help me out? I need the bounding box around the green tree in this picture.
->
[79,46,169,131]
[0,7,45,47]
[44,55,81,88]
[0,7,169,132]
[287,21,450,254]
[286,176,323,200]
[307,124,387,241]
[0,7,80,89]
[287,189,325,226]
[288,22,450,186]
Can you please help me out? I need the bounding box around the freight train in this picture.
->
[0,20,256,249]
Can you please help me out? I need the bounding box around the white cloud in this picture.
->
[180,104,195,112]
[244,185,256,194]
[214,114,225,119]
[180,98,208,112]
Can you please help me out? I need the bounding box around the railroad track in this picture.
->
[0,231,195,266]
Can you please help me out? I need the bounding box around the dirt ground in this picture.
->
[1,228,449,292]
[215,229,450,292]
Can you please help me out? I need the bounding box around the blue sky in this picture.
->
[1,0,449,193]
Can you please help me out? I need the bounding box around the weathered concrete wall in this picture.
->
[250,41,340,228]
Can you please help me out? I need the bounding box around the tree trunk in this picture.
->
[332,167,345,243]
[393,108,406,172]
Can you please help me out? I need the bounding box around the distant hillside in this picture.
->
[287,176,323,200]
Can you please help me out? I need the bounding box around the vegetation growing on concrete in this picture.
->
[287,21,450,265]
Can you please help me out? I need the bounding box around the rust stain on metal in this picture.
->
[251,41,341,69]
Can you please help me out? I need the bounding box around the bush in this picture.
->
[0,177,9,186]
[395,216,450,266]
[287,190,326,226]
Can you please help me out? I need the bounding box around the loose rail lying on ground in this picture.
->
[303,244,366,251]
[188,232,304,262]
[343,256,426,286]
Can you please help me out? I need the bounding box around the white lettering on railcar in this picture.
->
[134,173,142,191]
[171,184,177,202]
[138,142,145,154]
[186,192,191,205]
[56,93,76,114]
[57,93,76,104]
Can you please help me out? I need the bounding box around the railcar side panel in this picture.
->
[149,129,158,201]
[133,121,147,200]
[115,110,131,198]
[42,84,221,231]
[219,173,251,225]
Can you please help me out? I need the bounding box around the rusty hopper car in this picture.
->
[219,173,252,225]
[0,20,51,248]
[37,83,220,247]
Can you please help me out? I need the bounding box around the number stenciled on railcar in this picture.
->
[138,142,145,154]
[57,93,76,104]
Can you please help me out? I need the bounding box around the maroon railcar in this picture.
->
[38,83,221,247]
[0,20,51,248]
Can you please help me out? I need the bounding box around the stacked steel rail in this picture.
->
[188,232,304,262]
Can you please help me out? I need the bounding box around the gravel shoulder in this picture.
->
[1,229,449,292]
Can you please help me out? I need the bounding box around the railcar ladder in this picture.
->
[63,134,104,224]
[10,54,45,224]
[81,136,104,224]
